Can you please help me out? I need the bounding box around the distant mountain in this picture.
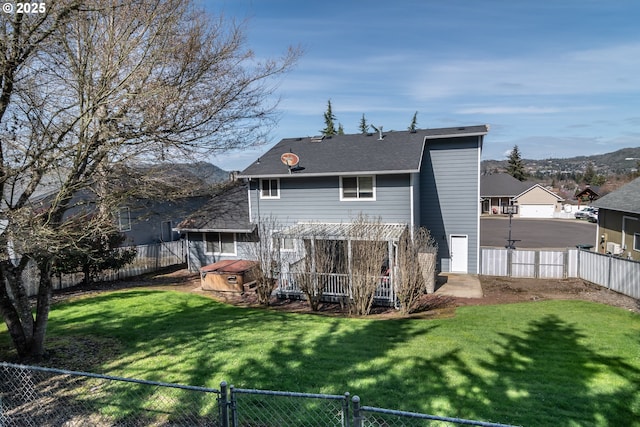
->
[144,162,230,185]
[482,147,640,176]
[171,162,230,184]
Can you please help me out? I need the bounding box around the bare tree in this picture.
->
[348,215,387,316]
[246,216,281,305]
[0,0,299,359]
[293,238,344,311]
[395,227,437,314]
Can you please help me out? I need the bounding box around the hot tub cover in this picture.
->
[200,259,258,274]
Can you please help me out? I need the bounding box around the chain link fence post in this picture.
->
[219,381,229,427]
[352,395,362,427]
[342,392,350,427]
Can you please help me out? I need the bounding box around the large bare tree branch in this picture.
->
[0,0,300,359]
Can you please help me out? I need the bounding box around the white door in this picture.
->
[450,235,468,273]
[519,204,554,218]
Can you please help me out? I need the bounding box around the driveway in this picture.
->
[480,217,597,249]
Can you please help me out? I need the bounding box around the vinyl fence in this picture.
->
[480,246,640,300]
[0,363,519,427]
[20,240,187,297]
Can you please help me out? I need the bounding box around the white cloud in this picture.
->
[410,42,640,100]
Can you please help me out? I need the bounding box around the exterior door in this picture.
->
[450,235,468,273]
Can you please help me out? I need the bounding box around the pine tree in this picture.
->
[337,122,344,135]
[358,114,369,134]
[321,99,337,136]
[582,162,596,185]
[506,145,527,181]
[408,111,418,132]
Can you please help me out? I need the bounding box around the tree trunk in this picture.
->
[0,258,35,358]
[31,258,54,360]
[0,256,53,360]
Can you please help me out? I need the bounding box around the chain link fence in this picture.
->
[231,387,350,427]
[0,363,519,427]
[352,396,517,427]
[0,363,222,426]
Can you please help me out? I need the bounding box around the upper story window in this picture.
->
[260,178,280,199]
[634,233,640,252]
[340,176,375,200]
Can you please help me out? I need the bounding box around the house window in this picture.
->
[272,231,295,252]
[161,220,173,242]
[118,207,131,232]
[205,232,236,255]
[634,233,640,252]
[340,176,375,200]
[260,179,279,199]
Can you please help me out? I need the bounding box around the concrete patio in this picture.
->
[435,273,484,298]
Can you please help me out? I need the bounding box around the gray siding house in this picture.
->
[174,182,256,271]
[238,125,489,274]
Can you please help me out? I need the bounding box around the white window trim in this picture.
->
[339,175,376,201]
[204,232,237,256]
[272,230,296,252]
[260,178,280,199]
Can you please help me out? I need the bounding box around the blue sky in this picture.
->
[203,0,640,171]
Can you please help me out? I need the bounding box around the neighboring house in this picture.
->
[591,177,640,260]
[174,182,256,271]
[237,125,490,275]
[480,173,564,218]
[116,196,210,246]
[575,186,601,205]
[29,188,209,247]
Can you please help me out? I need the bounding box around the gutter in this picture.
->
[238,168,420,180]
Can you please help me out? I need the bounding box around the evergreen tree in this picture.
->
[582,162,596,185]
[337,122,344,135]
[321,99,337,136]
[408,111,418,132]
[506,145,527,181]
[358,114,369,134]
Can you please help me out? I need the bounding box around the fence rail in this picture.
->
[20,240,187,297]
[0,363,520,427]
[480,246,640,300]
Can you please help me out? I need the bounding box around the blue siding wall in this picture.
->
[249,174,412,226]
[419,136,481,274]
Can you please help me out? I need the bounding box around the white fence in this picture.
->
[20,240,187,297]
[480,246,640,300]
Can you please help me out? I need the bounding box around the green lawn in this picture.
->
[2,290,640,426]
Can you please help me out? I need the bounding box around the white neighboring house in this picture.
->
[481,173,564,218]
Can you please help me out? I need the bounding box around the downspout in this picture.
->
[392,241,399,309]
[476,135,482,274]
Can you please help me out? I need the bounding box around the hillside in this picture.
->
[482,146,640,176]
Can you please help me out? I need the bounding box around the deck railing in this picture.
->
[277,272,394,305]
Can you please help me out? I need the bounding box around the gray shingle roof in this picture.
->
[481,173,531,197]
[592,177,640,214]
[239,125,489,178]
[175,182,254,232]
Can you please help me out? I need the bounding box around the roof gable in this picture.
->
[175,182,253,232]
[514,183,564,201]
[239,125,488,178]
[480,173,530,197]
[592,177,640,214]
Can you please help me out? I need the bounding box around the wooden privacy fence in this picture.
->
[19,240,187,297]
[480,246,640,300]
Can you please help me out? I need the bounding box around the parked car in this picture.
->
[575,206,598,222]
